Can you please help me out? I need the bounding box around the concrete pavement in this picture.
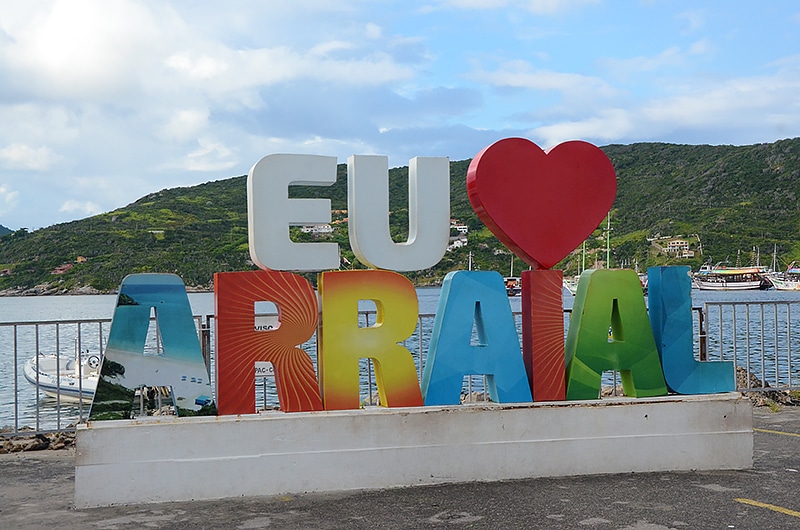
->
[1,407,799,529]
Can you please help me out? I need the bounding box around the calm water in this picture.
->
[2,286,799,431]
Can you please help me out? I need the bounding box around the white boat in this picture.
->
[563,276,579,296]
[693,264,772,291]
[502,253,523,297]
[769,262,800,291]
[23,347,101,402]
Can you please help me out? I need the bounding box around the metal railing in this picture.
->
[3,301,799,437]
[1,318,110,437]
[698,301,799,391]
[0,315,205,437]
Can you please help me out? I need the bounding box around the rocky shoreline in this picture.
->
[0,283,213,297]
[736,366,800,409]
[0,428,76,454]
[0,284,107,297]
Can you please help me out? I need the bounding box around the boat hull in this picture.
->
[769,262,800,291]
[563,279,578,296]
[23,355,99,402]
[771,278,800,291]
[693,279,768,291]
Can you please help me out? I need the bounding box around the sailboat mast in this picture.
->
[582,241,586,273]
[605,213,611,268]
[772,244,778,272]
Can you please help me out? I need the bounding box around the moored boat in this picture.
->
[504,254,521,296]
[504,276,521,296]
[23,348,101,402]
[638,272,648,295]
[563,276,579,296]
[693,263,772,291]
[562,272,646,295]
[769,262,800,291]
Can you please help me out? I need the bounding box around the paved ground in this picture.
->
[1,407,799,530]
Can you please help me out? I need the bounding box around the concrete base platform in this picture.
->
[75,393,752,508]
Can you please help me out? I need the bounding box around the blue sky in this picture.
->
[1,1,799,230]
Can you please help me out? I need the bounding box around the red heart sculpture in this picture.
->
[467,138,616,270]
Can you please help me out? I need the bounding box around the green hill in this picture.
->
[607,139,800,271]
[1,138,799,295]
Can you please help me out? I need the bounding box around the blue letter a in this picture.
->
[421,271,532,406]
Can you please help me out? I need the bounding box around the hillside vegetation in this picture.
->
[1,138,799,294]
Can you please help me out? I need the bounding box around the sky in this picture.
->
[1,1,799,231]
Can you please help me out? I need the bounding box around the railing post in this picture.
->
[695,306,707,361]
[200,317,212,370]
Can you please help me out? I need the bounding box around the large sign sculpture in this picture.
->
[88,137,735,420]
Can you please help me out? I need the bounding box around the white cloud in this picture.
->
[531,64,800,147]
[677,10,705,34]
[365,23,383,39]
[643,65,800,128]
[766,53,800,71]
[309,40,358,57]
[2,1,421,108]
[472,60,617,98]
[689,39,711,56]
[1,0,172,101]
[0,143,60,170]
[165,53,229,81]
[181,139,238,172]
[60,199,102,216]
[0,105,80,146]
[162,44,415,103]
[600,47,683,75]
[159,109,211,143]
[0,184,19,215]
[599,41,713,76]
[531,108,635,147]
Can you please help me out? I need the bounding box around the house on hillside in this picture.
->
[300,224,333,234]
[665,240,695,259]
[447,237,468,252]
[450,219,469,235]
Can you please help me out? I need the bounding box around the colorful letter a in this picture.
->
[421,271,532,406]
[565,269,667,400]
